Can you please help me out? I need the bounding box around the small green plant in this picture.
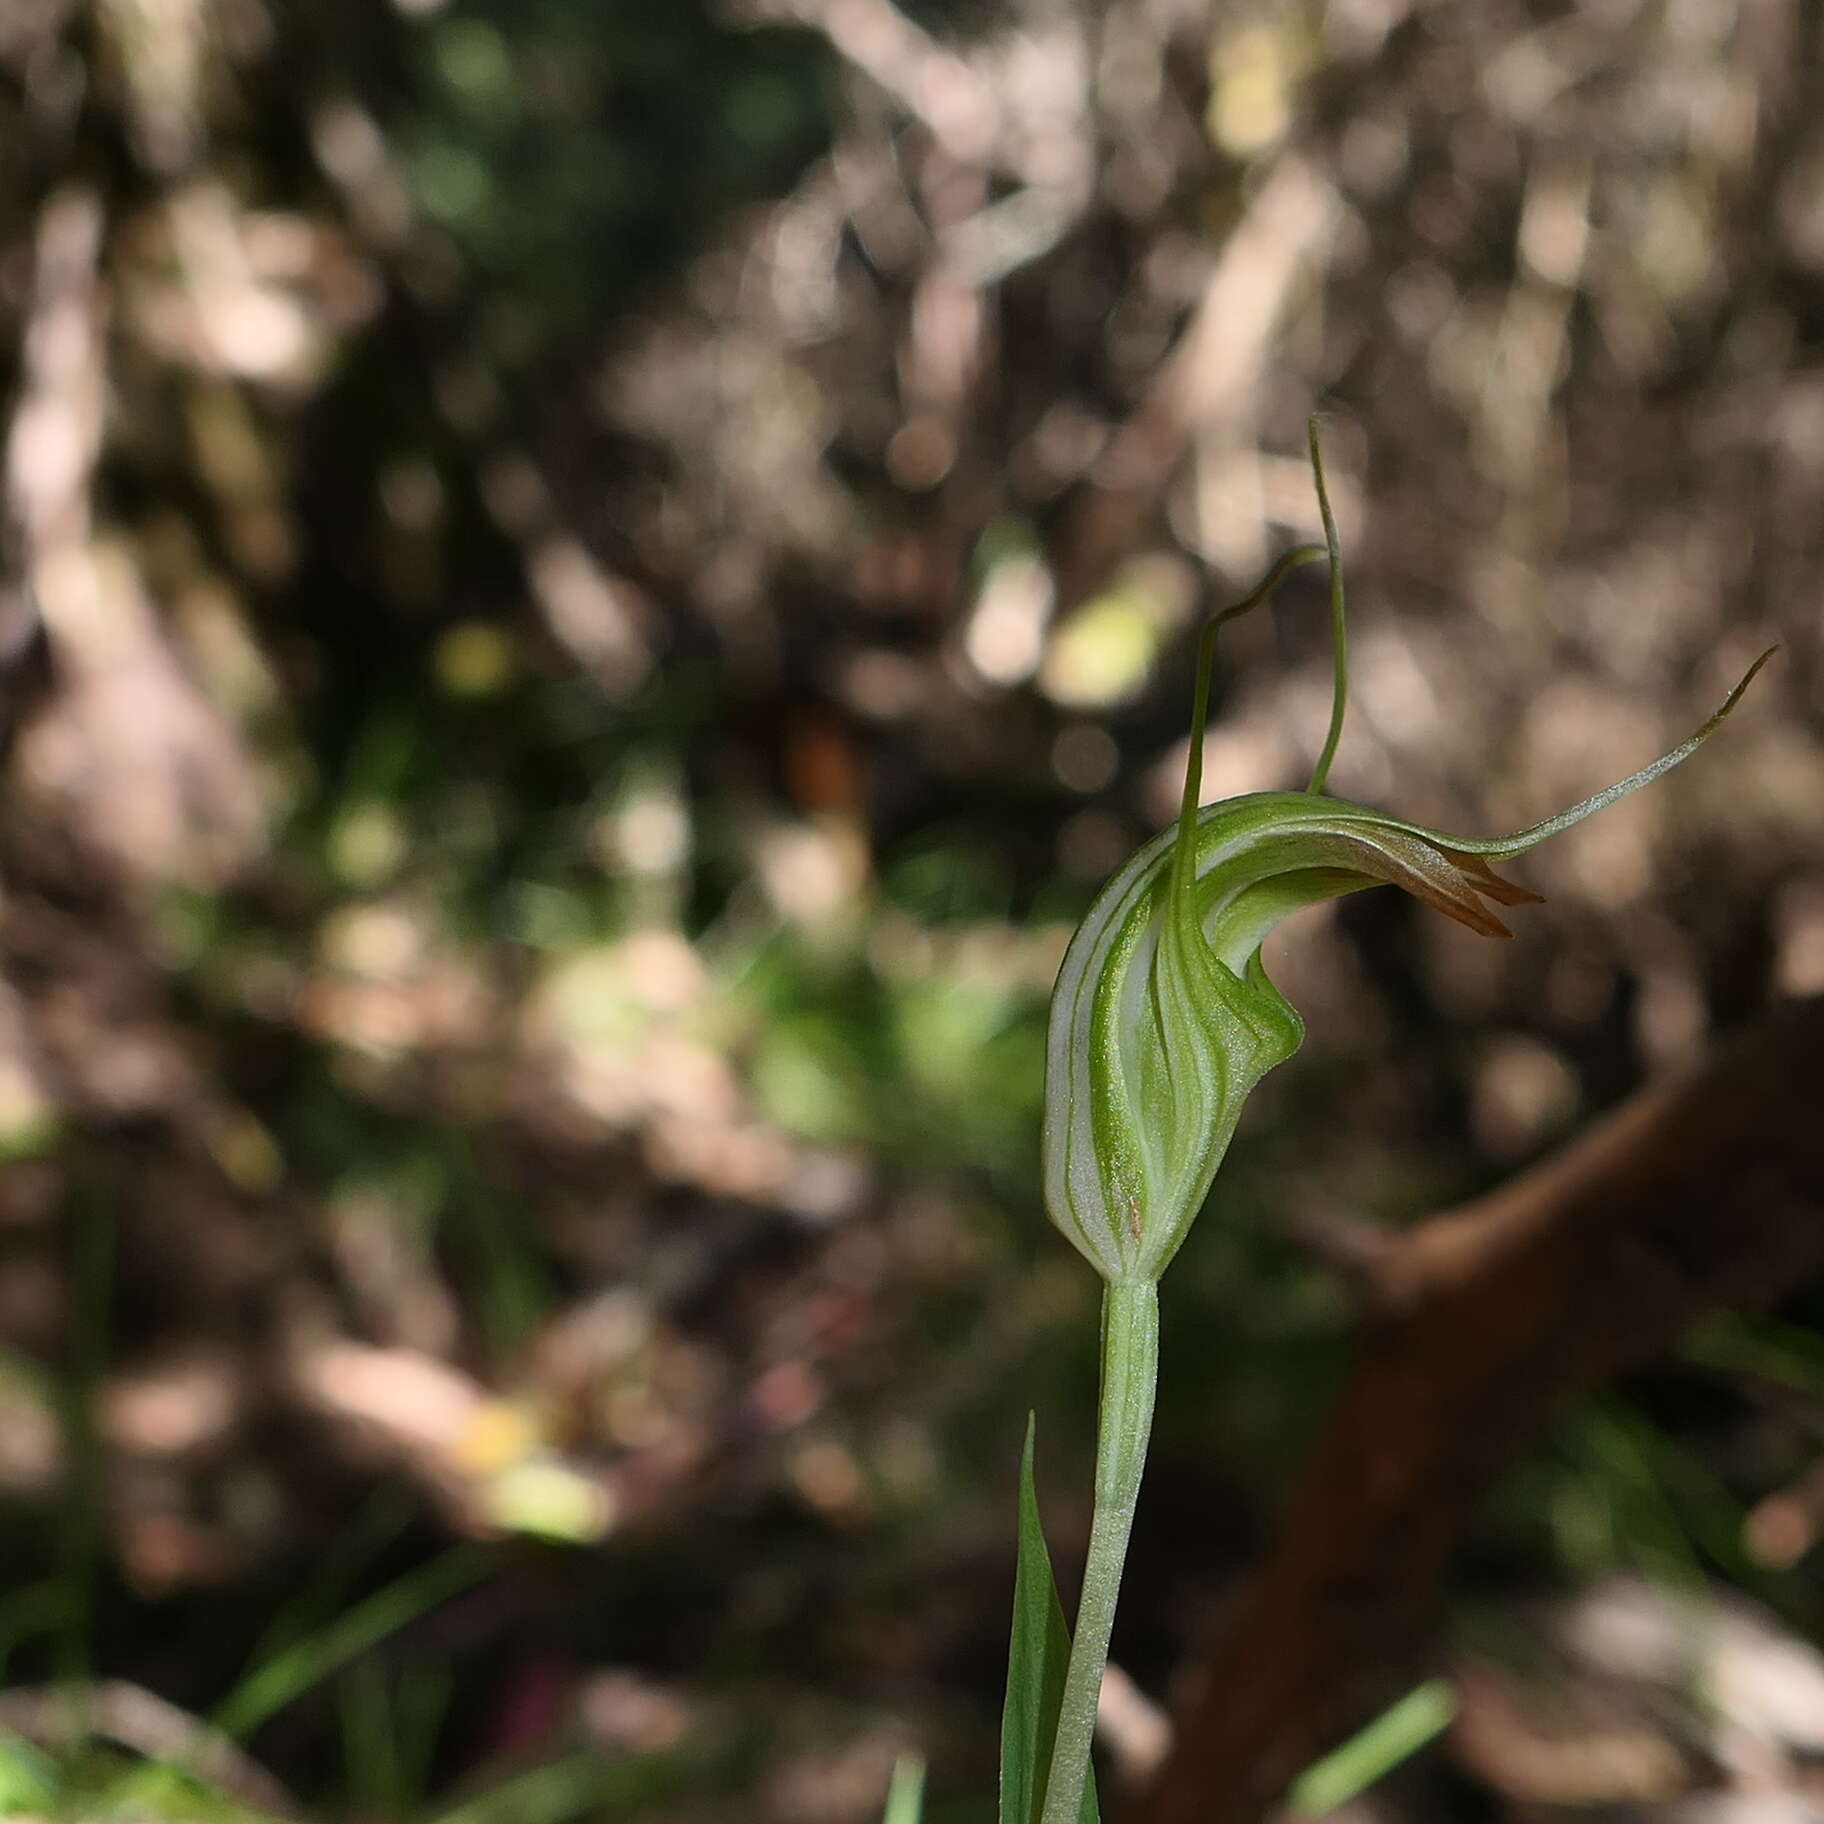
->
[902,419,1771,1824]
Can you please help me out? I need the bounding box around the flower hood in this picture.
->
[1040,423,1772,1284]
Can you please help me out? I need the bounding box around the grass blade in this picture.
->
[1000,1416,1098,1824]
[214,1544,485,1741]
[1285,1678,1455,1818]
[882,1753,925,1824]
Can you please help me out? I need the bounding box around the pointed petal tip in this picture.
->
[1702,643,1778,732]
[1412,883,1515,939]
[1457,904,1515,939]
[1450,853,1547,909]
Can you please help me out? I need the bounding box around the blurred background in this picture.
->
[1,0,1822,1817]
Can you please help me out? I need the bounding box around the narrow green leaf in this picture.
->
[1285,1678,1456,1818]
[1000,1416,1099,1824]
[214,1545,485,1740]
[882,1754,925,1824]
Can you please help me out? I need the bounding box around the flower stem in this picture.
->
[1040,1277,1159,1824]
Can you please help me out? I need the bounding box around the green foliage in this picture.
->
[403,0,831,339]
[212,1550,486,1745]
[738,930,1048,1171]
[999,1418,1097,1824]
[425,1747,704,1824]
[0,1738,59,1813]
[882,1753,927,1824]
[1284,1680,1456,1818]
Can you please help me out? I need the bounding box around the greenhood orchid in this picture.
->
[998,419,1770,1824]
[1042,422,1774,1288]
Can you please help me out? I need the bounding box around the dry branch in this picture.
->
[1131,995,1824,1824]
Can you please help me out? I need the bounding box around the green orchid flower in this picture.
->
[1042,422,1773,1289]
[1007,419,1769,1824]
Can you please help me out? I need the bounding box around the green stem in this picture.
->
[1040,1278,1160,1824]
[1304,416,1348,796]
[1174,543,1327,890]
